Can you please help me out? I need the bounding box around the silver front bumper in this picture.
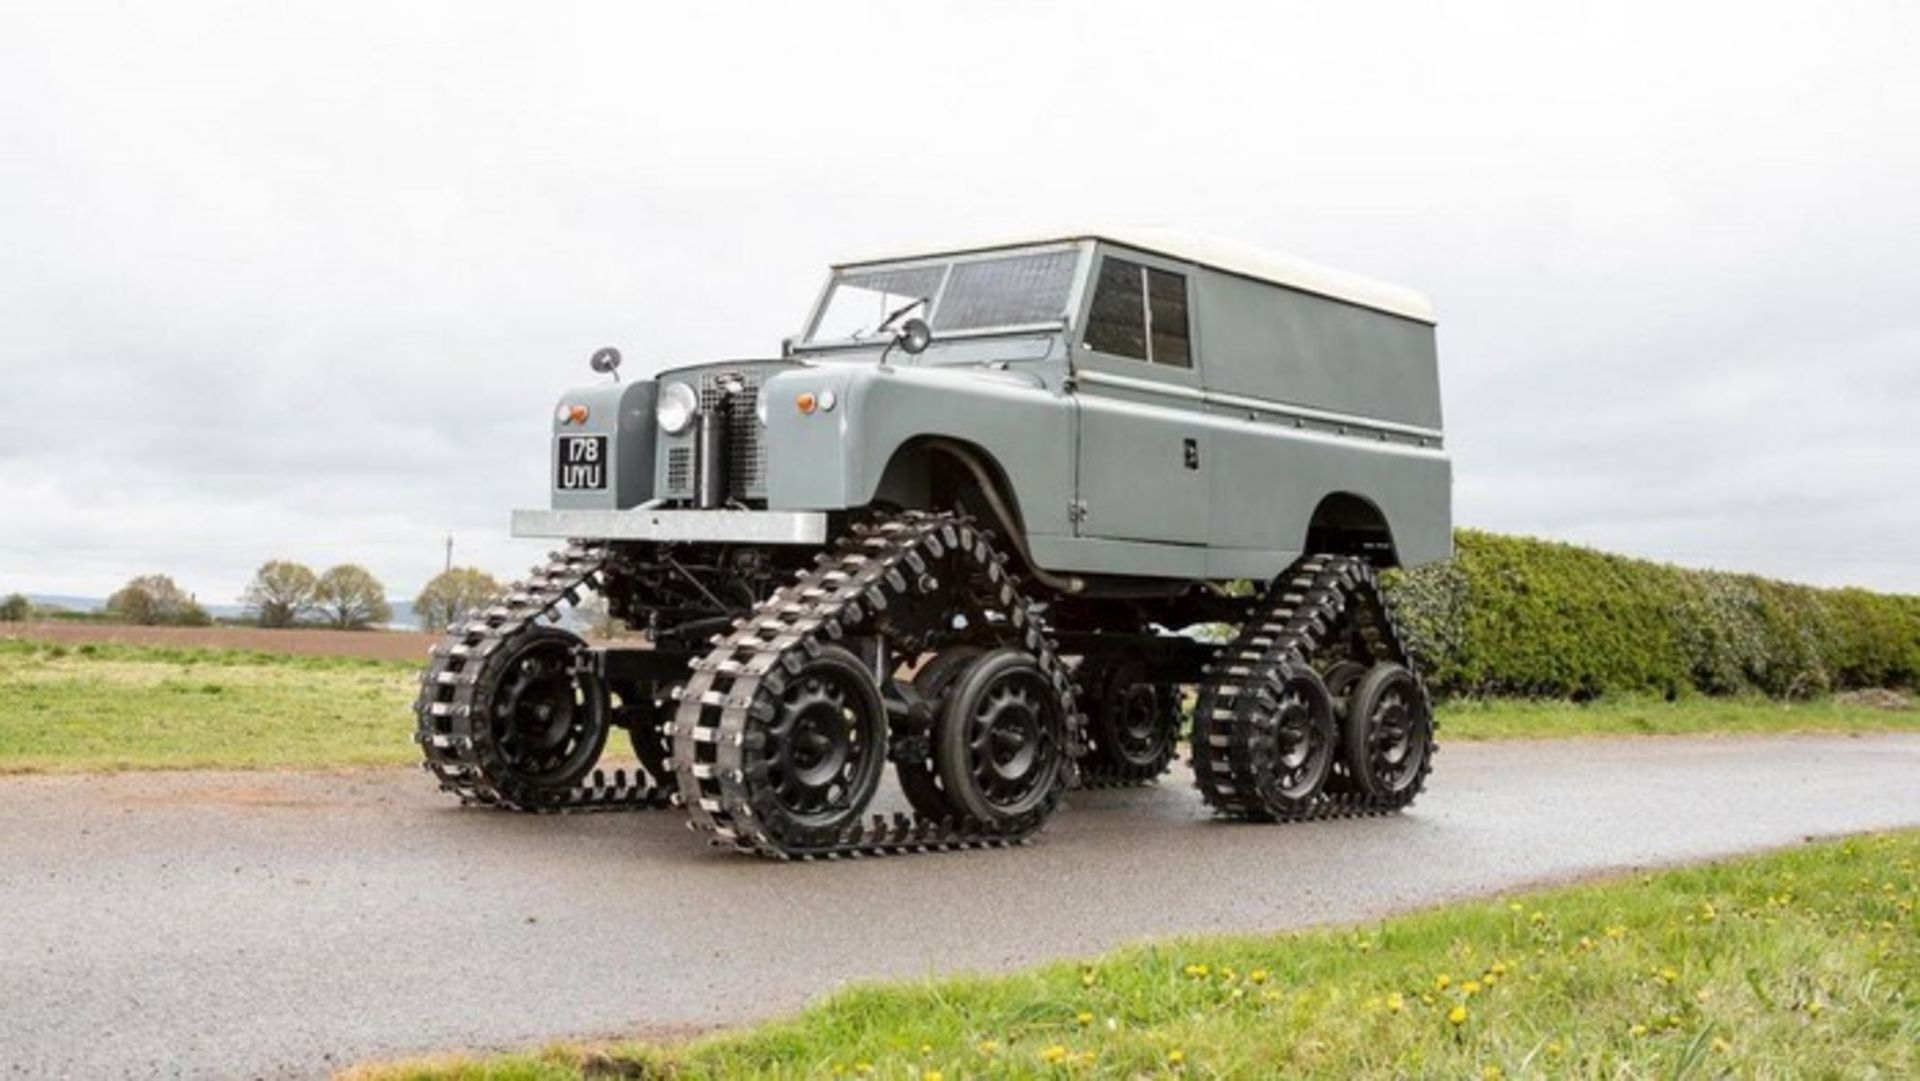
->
[510,508,829,544]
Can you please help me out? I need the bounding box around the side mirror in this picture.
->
[897,318,932,356]
[589,346,622,379]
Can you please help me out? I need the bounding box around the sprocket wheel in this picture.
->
[1342,662,1432,802]
[472,625,610,800]
[935,647,1069,826]
[746,645,888,834]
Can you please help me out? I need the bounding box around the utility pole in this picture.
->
[444,533,453,574]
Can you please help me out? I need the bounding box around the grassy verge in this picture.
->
[0,638,423,772]
[353,831,1919,1079]
[1438,693,1920,740]
[0,638,1912,773]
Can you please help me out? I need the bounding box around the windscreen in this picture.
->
[807,249,1079,343]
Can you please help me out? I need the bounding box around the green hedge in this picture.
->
[1384,530,1920,699]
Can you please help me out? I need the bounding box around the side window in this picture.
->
[1083,257,1190,368]
[1147,267,1190,368]
[1083,258,1147,360]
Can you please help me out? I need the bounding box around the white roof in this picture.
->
[837,227,1435,324]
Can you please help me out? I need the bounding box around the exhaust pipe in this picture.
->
[693,406,729,509]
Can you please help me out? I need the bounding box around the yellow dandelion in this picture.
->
[1711,1037,1732,1054]
[920,1044,933,1055]
[1364,996,1382,1010]
[1386,993,1404,1013]
[1249,969,1269,984]
[978,1040,999,1056]
[1220,966,1236,981]
[1604,925,1626,939]
[1695,989,1713,1003]
[1038,1044,1069,1065]
[1435,974,1452,990]
[1656,967,1679,985]
[1507,901,1523,912]
[1629,1024,1648,1038]
[1807,1001,1823,1018]
[1482,973,1499,987]
[1545,1041,1564,1057]
[1482,1067,1503,1080]
[1529,911,1546,924]
[1076,1011,1093,1027]
[1448,1004,1469,1025]
[1167,1049,1186,1066]
[923,1072,942,1081]
[1183,963,1209,979]
[1230,987,1245,1000]
[1489,960,1508,976]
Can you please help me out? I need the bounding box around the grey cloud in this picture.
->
[2,0,1916,602]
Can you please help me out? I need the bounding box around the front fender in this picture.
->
[763,365,1076,538]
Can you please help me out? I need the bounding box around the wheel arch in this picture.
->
[1303,490,1401,568]
[872,435,1028,535]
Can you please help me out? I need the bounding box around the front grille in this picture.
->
[665,447,692,492]
[697,371,766,496]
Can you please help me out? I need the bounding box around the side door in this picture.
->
[1070,251,1210,545]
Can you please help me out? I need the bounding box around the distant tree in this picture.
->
[413,567,503,631]
[104,575,212,626]
[0,593,30,621]
[313,564,392,629]
[242,560,319,628]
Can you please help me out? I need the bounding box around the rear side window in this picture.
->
[1083,257,1190,368]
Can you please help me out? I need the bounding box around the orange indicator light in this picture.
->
[795,392,818,414]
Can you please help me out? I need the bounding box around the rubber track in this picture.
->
[413,543,672,812]
[1191,554,1437,821]
[670,512,1084,860]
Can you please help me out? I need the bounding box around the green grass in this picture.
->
[0,637,1912,773]
[351,831,1920,1080]
[1438,694,1920,740]
[0,638,423,772]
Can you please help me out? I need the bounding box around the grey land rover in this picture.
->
[415,229,1450,859]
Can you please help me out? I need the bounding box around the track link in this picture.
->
[1191,553,1437,821]
[670,512,1084,859]
[413,543,672,812]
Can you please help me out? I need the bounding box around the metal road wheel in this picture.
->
[614,689,671,786]
[1253,662,1337,811]
[756,646,887,831]
[1342,662,1432,798]
[896,646,984,819]
[1088,662,1178,779]
[1321,660,1369,722]
[481,626,610,791]
[935,647,1068,824]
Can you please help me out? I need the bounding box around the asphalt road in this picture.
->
[4,733,1918,1080]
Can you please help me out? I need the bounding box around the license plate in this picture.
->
[555,435,608,490]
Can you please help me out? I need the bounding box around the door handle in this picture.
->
[1183,438,1200,470]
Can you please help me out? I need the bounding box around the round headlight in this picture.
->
[656,382,698,435]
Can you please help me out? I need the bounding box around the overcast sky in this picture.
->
[3,0,1917,607]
